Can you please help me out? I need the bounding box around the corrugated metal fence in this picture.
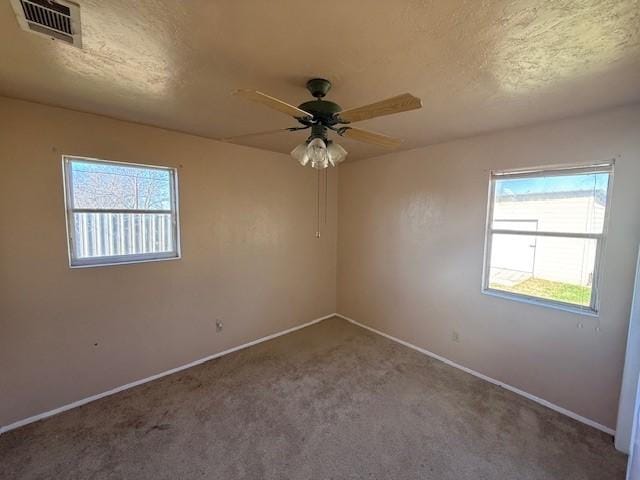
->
[72,212,173,258]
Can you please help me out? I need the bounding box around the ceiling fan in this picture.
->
[226,78,422,168]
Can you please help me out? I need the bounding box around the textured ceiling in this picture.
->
[0,0,639,160]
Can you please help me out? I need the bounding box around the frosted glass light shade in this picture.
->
[327,142,347,166]
[292,138,348,169]
[291,143,309,166]
[308,138,329,169]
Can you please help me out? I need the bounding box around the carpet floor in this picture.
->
[0,316,627,479]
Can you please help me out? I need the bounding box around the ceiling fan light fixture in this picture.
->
[232,78,422,238]
[327,141,347,166]
[291,142,310,166]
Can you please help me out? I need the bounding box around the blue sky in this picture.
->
[496,172,609,197]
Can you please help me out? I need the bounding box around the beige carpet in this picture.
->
[0,317,626,479]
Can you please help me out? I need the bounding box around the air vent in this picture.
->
[10,0,81,47]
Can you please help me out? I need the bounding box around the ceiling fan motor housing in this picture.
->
[299,78,343,131]
[298,99,341,123]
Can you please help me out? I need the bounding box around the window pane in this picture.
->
[70,160,172,210]
[492,172,609,234]
[488,233,597,307]
[72,212,174,259]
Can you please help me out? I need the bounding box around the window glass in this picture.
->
[64,157,180,267]
[70,161,172,210]
[484,164,612,312]
[488,234,597,307]
[492,172,609,234]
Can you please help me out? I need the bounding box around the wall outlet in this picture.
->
[452,331,460,343]
[216,319,223,332]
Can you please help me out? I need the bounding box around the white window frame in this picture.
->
[482,161,614,315]
[62,155,181,268]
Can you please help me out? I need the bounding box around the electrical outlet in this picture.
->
[216,319,223,332]
[452,331,460,343]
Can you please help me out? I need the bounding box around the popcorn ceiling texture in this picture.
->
[0,0,638,160]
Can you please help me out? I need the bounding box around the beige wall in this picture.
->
[337,104,640,429]
[2,95,638,433]
[0,97,337,427]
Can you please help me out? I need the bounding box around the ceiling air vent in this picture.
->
[10,0,82,47]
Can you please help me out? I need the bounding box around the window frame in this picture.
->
[481,161,615,316]
[62,155,181,268]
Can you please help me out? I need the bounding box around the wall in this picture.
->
[337,104,640,430]
[0,97,337,427]
[617,247,640,452]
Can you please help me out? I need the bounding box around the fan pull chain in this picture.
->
[314,169,329,238]
[316,169,321,238]
[323,168,328,226]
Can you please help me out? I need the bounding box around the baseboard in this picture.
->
[3,312,615,437]
[336,313,616,436]
[0,313,336,435]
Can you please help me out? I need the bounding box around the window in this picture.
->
[483,162,613,314]
[63,156,180,267]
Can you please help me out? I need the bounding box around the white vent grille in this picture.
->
[10,0,81,47]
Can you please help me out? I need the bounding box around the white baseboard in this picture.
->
[2,312,615,437]
[0,313,336,435]
[336,313,616,436]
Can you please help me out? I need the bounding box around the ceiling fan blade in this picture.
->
[338,93,422,123]
[219,128,293,142]
[233,89,312,118]
[339,127,403,149]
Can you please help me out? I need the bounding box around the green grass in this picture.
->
[491,277,591,306]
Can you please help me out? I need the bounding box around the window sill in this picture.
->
[69,253,181,269]
[481,288,599,318]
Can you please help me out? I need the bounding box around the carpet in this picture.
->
[0,316,626,479]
